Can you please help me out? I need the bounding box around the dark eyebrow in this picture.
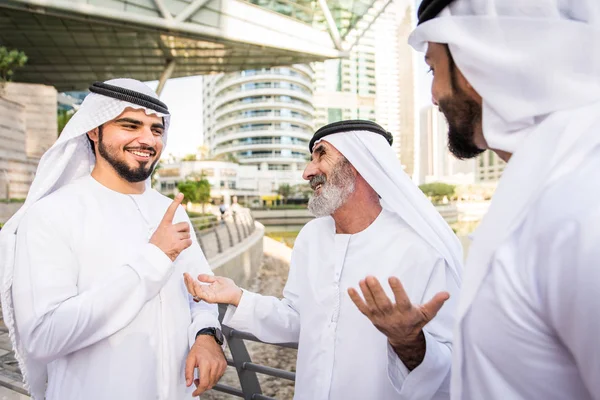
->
[114,118,142,125]
[114,118,164,131]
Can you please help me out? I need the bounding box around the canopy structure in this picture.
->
[0,0,392,92]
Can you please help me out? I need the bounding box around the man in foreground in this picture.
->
[186,120,463,399]
[0,79,226,399]
[408,1,600,398]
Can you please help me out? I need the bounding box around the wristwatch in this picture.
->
[195,327,224,346]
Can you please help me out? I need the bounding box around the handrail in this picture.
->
[194,209,257,258]
[209,304,298,400]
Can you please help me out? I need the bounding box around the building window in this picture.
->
[328,108,342,123]
[268,164,292,171]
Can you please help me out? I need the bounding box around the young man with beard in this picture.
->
[185,120,462,399]
[393,1,600,399]
[1,79,226,399]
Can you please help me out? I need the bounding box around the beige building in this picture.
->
[419,105,476,185]
[476,150,506,183]
[395,6,417,177]
[0,83,58,200]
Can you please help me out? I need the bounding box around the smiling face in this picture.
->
[89,108,164,183]
[302,141,356,217]
[425,42,486,159]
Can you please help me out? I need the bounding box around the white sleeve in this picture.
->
[179,213,220,348]
[387,256,457,400]
[221,246,302,344]
[544,217,600,399]
[12,211,173,364]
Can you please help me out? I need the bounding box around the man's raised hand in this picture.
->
[348,276,450,370]
[150,193,192,261]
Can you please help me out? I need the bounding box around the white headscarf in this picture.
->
[319,131,463,285]
[0,78,170,398]
[409,1,600,397]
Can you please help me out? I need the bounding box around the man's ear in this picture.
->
[87,127,99,142]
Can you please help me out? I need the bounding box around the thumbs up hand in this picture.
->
[150,193,192,261]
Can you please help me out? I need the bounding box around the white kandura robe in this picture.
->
[224,209,459,400]
[12,175,219,400]
[458,151,600,399]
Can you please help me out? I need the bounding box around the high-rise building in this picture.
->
[312,32,377,129]
[419,105,475,184]
[313,2,417,175]
[203,65,314,180]
[395,5,417,177]
[375,3,403,159]
[476,150,505,182]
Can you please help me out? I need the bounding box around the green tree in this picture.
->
[0,47,27,90]
[177,181,199,203]
[196,178,211,213]
[419,182,456,204]
[177,173,212,213]
[182,153,197,161]
[57,108,75,135]
[277,183,292,204]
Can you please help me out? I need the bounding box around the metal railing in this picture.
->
[0,298,298,400]
[211,304,297,400]
[194,210,257,259]
[0,314,29,395]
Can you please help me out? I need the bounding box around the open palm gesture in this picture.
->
[183,273,243,306]
[348,276,449,347]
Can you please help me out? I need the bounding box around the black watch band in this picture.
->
[195,327,224,346]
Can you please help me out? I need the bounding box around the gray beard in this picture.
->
[308,161,356,217]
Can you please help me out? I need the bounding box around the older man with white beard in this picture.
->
[185,120,463,399]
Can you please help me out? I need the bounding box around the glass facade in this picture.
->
[243,0,378,37]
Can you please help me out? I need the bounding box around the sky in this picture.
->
[145,76,204,159]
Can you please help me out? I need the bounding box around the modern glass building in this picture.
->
[203,65,314,174]
[313,2,414,170]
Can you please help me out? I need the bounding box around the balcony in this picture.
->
[214,88,313,110]
[213,141,308,155]
[215,109,313,128]
[215,66,313,86]
[214,115,314,133]
[214,71,313,95]
[212,129,311,147]
[215,78,312,99]
[214,100,315,121]
[237,153,309,164]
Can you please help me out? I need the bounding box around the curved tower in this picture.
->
[203,65,314,173]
